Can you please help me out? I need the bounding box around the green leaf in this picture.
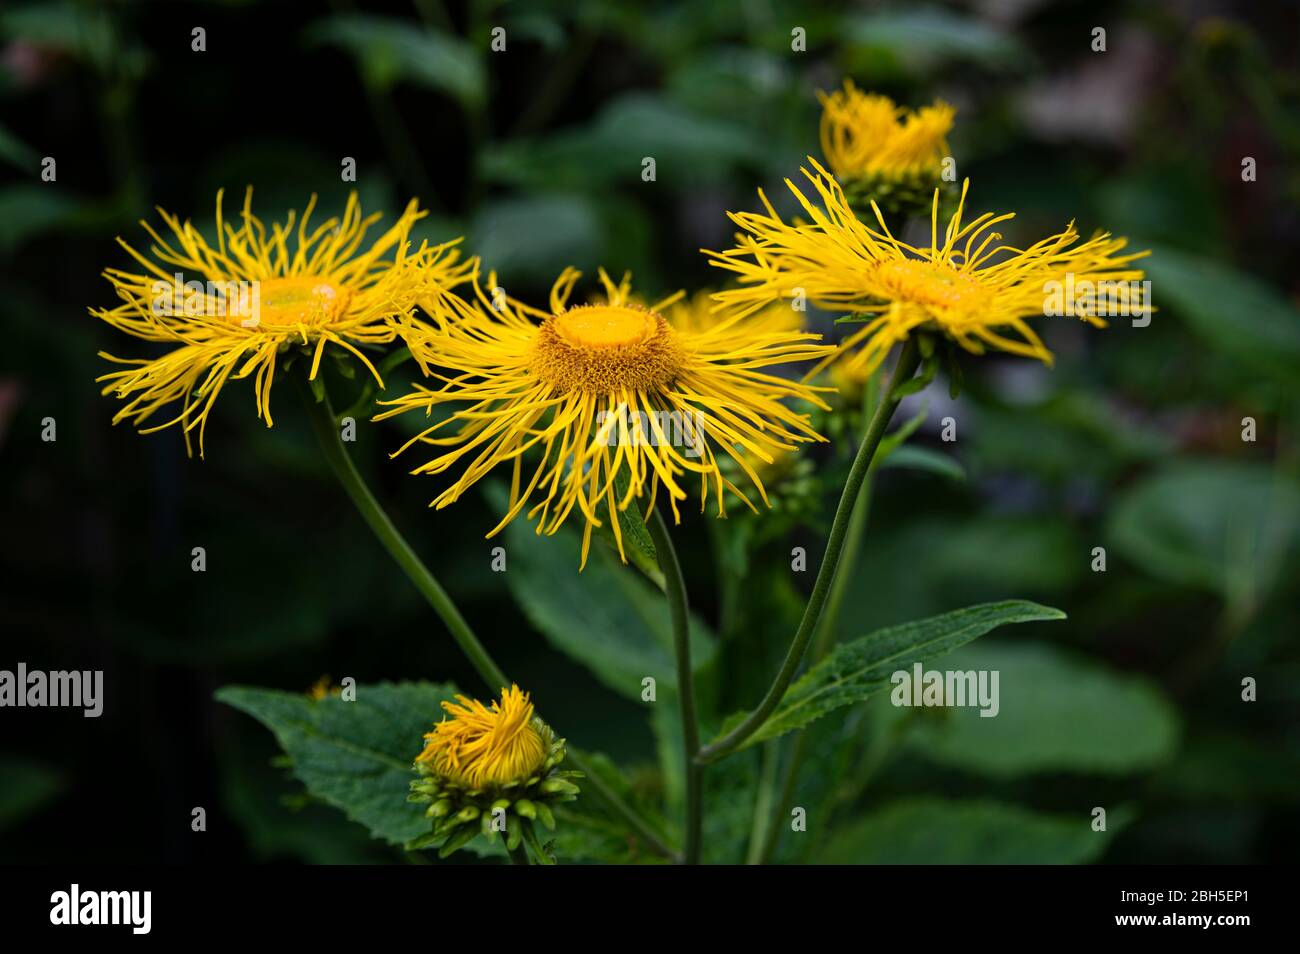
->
[552,749,672,864]
[908,642,1180,777]
[494,487,716,701]
[874,401,927,459]
[306,14,483,106]
[218,748,393,864]
[469,194,602,279]
[1106,458,1300,599]
[1144,245,1300,388]
[876,444,965,482]
[729,601,1065,748]
[652,703,757,863]
[216,681,458,845]
[816,799,1131,864]
[479,93,763,192]
[842,10,1030,75]
[0,185,82,253]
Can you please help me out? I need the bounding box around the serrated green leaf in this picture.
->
[216,681,459,845]
[726,600,1065,748]
[817,799,1132,864]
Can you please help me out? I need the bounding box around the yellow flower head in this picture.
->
[416,685,547,789]
[379,268,833,567]
[819,81,954,181]
[91,189,476,456]
[707,158,1149,379]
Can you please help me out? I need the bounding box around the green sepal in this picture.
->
[944,345,964,399]
[403,830,444,852]
[437,824,479,859]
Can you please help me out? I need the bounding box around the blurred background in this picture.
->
[1,0,1297,864]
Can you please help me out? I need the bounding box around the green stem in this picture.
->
[751,422,879,864]
[646,508,702,865]
[695,340,923,765]
[296,371,505,689]
[294,369,678,862]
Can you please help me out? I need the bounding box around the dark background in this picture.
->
[1,0,1297,864]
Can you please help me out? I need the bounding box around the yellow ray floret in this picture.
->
[819,80,954,180]
[378,269,834,567]
[664,288,803,337]
[90,189,477,456]
[706,158,1149,379]
[416,685,547,789]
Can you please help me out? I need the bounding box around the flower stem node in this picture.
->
[405,685,581,864]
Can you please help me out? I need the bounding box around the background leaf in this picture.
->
[907,641,1180,777]
[1145,245,1300,389]
[306,14,483,106]
[816,798,1132,864]
[497,488,717,701]
[1107,459,1300,598]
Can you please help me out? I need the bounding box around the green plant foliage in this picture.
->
[216,682,460,845]
[729,601,1066,747]
[817,799,1132,864]
[907,642,1181,777]
[498,492,717,701]
[306,14,483,106]
[1145,246,1300,390]
[1107,459,1300,598]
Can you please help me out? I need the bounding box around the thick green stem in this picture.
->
[695,340,923,765]
[295,369,679,862]
[646,508,702,865]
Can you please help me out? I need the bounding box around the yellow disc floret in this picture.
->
[532,303,685,393]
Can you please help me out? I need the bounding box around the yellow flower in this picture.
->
[378,268,833,567]
[707,159,1149,379]
[819,81,954,183]
[417,684,547,790]
[90,189,475,456]
[409,684,579,861]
